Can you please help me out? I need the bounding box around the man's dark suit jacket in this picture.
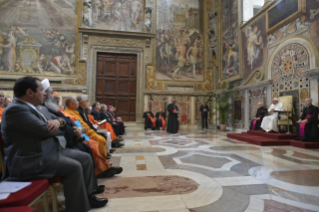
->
[300,105,319,122]
[90,109,101,121]
[200,105,209,117]
[77,107,96,131]
[100,111,112,123]
[1,99,65,180]
[45,107,77,148]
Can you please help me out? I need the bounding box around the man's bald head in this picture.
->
[65,96,78,110]
[305,98,312,106]
[0,91,4,105]
[3,96,12,108]
[258,102,263,108]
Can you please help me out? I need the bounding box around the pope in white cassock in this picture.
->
[260,98,285,132]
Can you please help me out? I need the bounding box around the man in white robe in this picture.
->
[260,98,285,132]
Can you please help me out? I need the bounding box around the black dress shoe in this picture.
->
[110,149,116,153]
[110,166,123,174]
[89,195,108,208]
[91,185,105,195]
[107,154,112,160]
[294,138,301,141]
[97,169,116,178]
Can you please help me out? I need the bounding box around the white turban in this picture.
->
[41,79,50,91]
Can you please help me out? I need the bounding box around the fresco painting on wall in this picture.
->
[268,1,319,47]
[242,15,267,79]
[90,0,144,32]
[0,0,77,76]
[221,0,238,80]
[155,0,204,81]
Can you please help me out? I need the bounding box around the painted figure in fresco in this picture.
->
[144,8,152,32]
[83,0,93,27]
[92,0,101,21]
[131,0,142,29]
[36,54,46,74]
[15,27,29,37]
[65,43,76,65]
[172,38,186,79]
[186,38,200,78]
[49,55,74,75]
[0,31,16,72]
[245,26,263,69]
[110,2,122,31]
[0,30,4,70]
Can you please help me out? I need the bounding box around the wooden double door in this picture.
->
[96,53,137,121]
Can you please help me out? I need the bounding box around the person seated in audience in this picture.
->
[155,107,166,130]
[295,98,319,142]
[85,106,116,156]
[260,98,284,133]
[65,96,108,159]
[249,102,267,130]
[109,105,125,134]
[143,107,156,130]
[87,104,123,148]
[3,96,12,108]
[0,91,4,119]
[91,102,102,120]
[42,79,121,177]
[112,106,126,128]
[100,104,123,137]
[1,77,108,211]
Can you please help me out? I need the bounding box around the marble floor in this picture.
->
[35,124,319,212]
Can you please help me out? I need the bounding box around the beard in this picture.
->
[44,95,60,112]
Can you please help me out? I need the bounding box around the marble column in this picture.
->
[266,85,272,106]
[310,78,319,107]
[190,97,196,125]
[244,90,249,129]
[144,95,148,111]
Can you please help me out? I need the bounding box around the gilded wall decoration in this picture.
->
[90,37,144,46]
[87,0,144,32]
[268,0,319,48]
[271,43,309,83]
[65,60,87,85]
[242,15,267,79]
[0,0,78,77]
[155,0,204,81]
[220,0,239,80]
[248,87,267,122]
[146,66,164,89]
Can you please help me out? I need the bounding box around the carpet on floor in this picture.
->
[227,131,319,149]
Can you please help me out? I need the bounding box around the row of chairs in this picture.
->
[0,132,62,212]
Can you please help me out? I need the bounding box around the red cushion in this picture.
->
[0,206,33,212]
[49,176,63,184]
[0,179,48,208]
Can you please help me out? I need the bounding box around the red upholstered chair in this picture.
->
[181,114,190,128]
[0,206,33,212]
[0,132,50,212]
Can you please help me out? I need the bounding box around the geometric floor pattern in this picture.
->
[33,124,319,212]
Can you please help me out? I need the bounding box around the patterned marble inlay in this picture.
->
[97,176,199,198]
[115,147,166,153]
[210,146,260,151]
[270,170,319,186]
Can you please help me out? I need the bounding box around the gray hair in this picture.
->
[100,104,106,110]
[76,95,88,102]
[305,98,313,101]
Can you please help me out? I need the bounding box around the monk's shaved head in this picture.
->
[65,96,76,107]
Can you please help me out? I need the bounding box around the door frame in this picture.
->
[88,46,145,123]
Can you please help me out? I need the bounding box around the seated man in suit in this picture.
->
[260,98,284,133]
[295,98,319,141]
[100,104,123,137]
[143,107,156,130]
[155,107,166,130]
[3,96,12,108]
[250,102,268,130]
[1,77,107,212]
[90,102,122,143]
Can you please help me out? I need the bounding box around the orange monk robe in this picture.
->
[60,108,110,175]
[64,107,107,159]
[0,107,4,120]
[87,114,117,141]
